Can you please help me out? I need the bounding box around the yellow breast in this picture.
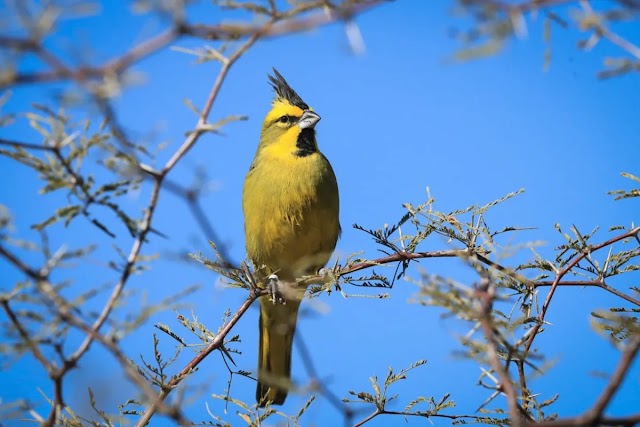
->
[242,149,340,281]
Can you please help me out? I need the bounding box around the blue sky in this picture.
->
[2,1,639,426]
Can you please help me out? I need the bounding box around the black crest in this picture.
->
[268,68,309,110]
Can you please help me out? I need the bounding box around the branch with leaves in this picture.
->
[1,1,640,426]
[0,1,387,425]
[453,0,640,78]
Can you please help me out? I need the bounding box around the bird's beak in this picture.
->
[298,110,321,130]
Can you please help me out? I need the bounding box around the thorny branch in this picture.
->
[138,222,640,425]
[0,0,388,425]
[475,276,522,425]
[3,220,637,424]
[523,335,640,427]
[135,291,263,427]
[524,226,640,355]
[2,1,640,426]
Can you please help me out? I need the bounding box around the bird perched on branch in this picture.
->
[242,69,340,406]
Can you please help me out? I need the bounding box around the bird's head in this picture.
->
[259,69,320,157]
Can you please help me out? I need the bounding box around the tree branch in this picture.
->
[524,226,640,355]
[135,291,262,427]
[524,335,640,427]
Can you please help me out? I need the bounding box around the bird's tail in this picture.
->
[256,296,302,406]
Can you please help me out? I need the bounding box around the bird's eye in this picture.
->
[278,116,290,124]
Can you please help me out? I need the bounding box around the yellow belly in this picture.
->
[242,151,340,282]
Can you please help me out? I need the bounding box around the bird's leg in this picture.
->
[267,274,286,305]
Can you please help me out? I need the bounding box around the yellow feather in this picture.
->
[243,71,340,406]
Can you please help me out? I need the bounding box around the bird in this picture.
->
[242,69,340,406]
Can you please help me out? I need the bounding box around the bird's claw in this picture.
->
[317,267,335,284]
[267,274,286,305]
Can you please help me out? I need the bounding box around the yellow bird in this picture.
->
[242,69,340,406]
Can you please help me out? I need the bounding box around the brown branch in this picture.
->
[134,291,261,427]
[353,409,382,427]
[584,335,640,422]
[66,179,163,371]
[1,5,386,424]
[6,2,638,425]
[0,298,53,372]
[353,408,505,427]
[33,29,261,400]
[0,31,175,86]
[0,243,46,281]
[50,140,95,203]
[529,413,640,427]
[462,0,640,14]
[461,0,577,13]
[340,249,466,276]
[476,277,522,425]
[3,285,185,425]
[54,301,166,409]
[91,95,138,153]
[534,279,640,306]
[105,29,179,75]
[151,29,262,267]
[184,1,379,40]
[524,226,640,355]
[0,35,38,50]
[0,250,101,425]
[161,32,261,174]
[524,335,640,427]
[46,373,64,426]
[1,1,383,88]
[0,138,55,151]
[516,360,530,413]
[300,242,639,313]
[0,247,153,426]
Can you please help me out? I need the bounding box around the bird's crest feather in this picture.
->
[268,68,309,110]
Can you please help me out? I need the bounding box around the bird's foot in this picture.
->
[267,274,286,305]
[317,267,335,284]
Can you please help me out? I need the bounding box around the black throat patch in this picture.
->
[295,128,317,157]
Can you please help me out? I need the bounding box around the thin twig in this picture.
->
[0,138,56,151]
[0,299,53,372]
[534,279,640,306]
[476,277,522,425]
[135,292,261,427]
[68,179,163,365]
[524,226,640,355]
[161,32,261,174]
[353,408,506,427]
[523,335,640,427]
